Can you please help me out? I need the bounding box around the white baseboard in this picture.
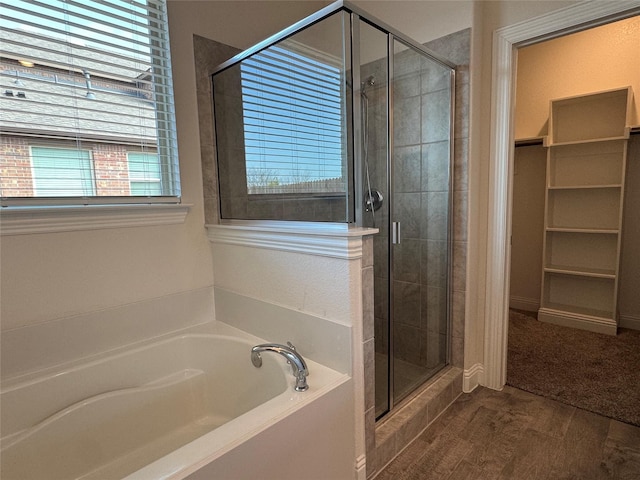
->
[619,314,640,331]
[355,454,367,480]
[463,363,484,393]
[509,295,539,312]
[538,308,617,336]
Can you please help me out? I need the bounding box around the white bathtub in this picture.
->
[0,326,352,480]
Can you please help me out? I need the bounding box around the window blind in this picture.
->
[240,44,346,195]
[0,0,180,204]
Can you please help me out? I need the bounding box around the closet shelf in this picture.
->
[545,227,619,234]
[548,184,622,190]
[545,133,630,147]
[544,265,616,279]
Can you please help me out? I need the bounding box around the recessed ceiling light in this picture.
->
[18,60,34,67]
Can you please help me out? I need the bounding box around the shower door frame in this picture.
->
[383,36,456,416]
[351,8,456,416]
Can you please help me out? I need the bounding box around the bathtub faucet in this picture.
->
[251,342,309,392]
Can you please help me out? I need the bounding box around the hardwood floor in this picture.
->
[374,386,640,480]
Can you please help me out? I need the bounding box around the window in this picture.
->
[0,0,180,205]
[128,152,161,195]
[31,146,94,196]
[240,43,346,195]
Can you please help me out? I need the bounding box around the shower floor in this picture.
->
[375,352,446,417]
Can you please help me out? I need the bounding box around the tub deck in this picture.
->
[1,323,349,480]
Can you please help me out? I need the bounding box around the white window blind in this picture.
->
[0,0,180,204]
[240,44,346,195]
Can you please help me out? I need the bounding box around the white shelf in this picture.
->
[546,134,629,147]
[548,185,621,190]
[544,230,618,273]
[539,87,633,335]
[546,227,619,234]
[548,87,632,145]
[547,188,622,230]
[544,265,616,279]
[548,140,626,188]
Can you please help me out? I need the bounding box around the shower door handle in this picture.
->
[392,221,401,245]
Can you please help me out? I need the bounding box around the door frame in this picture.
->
[482,0,640,389]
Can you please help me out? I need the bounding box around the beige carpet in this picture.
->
[507,310,640,426]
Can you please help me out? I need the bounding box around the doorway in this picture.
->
[483,1,640,389]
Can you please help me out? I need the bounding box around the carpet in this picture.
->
[507,309,640,426]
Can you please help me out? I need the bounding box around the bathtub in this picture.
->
[0,325,353,480]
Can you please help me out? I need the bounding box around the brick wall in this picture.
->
[93,143,131,196]
[0,136,33,197]
[0,135,156,197]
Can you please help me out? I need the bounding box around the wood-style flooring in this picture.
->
[374,386,640,480]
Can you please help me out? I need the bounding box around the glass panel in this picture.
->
[31,147,94,196]
[128,152,162,195]
[358,20,390,419]
[391,39,451,404]
[213,11,351,222]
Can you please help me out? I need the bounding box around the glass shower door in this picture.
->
[390,39,452,403]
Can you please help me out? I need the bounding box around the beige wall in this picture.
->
[515,16,640,140]
[509,145,546,311]
[619,137,640,327]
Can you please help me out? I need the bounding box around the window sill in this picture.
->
[0,203,191,236]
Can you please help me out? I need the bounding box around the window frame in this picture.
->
[30,145,96,197]
[0,0,188,235]
[0,0,181,209]
[239,41,348,198]
[127,151,162,196]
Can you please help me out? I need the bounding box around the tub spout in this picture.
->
[251,342,309,392]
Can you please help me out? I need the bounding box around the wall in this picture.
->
[515,16,640,139]
[509,145,546,311]
[510,18,640,326]
[619,136,640,328]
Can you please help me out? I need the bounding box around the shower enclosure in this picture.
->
[211,0,454,420]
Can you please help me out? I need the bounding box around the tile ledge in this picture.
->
[206,221,378,260]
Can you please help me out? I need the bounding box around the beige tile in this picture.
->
[362,266,375,342]
[364,339,376,412]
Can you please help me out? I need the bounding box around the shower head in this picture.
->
[361,75,375,90]
[361,75,375,99]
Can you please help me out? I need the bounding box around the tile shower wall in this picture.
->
[193,35,240,225]
[392,45,451,372]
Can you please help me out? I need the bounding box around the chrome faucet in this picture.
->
[251,342,309,392]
